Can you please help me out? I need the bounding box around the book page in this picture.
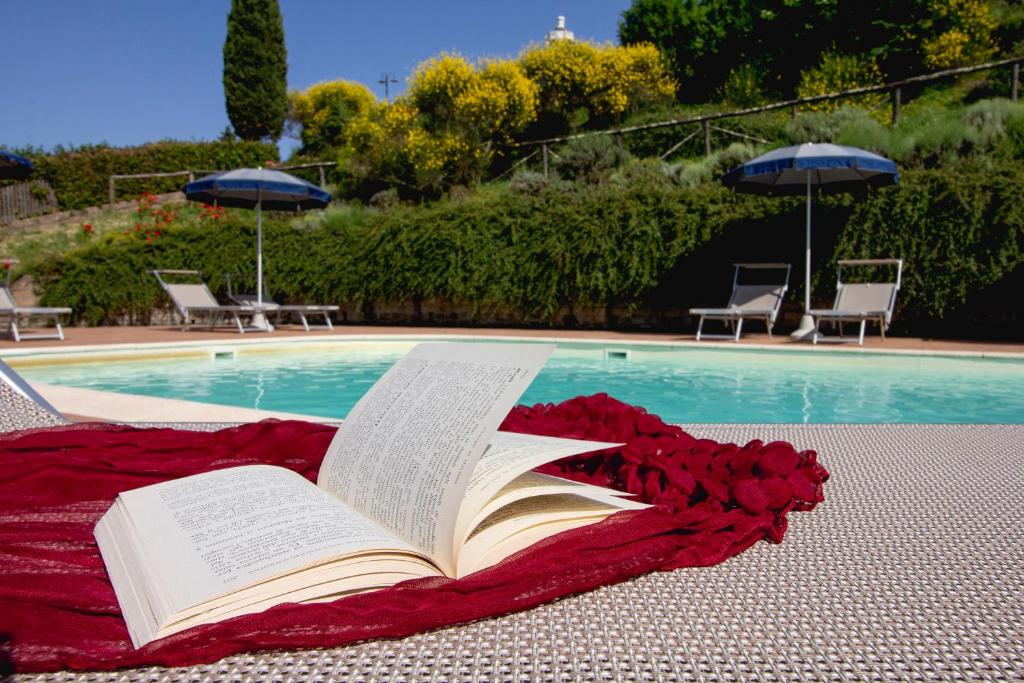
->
[117,465,425,615]
[456,494,646,576]
[453,431,623,550]
[458,470,643,552]
[317,342,554,575]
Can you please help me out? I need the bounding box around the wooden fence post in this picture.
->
[791,105,798,122]
[108,177,116,207]
[187,172,194,183]
[318,165,326,188]
[1013,63,1020,102]
[703,120,712,157]
[891,87,901,126]
[542,145,549,178]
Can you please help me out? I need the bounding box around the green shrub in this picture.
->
[610,158,675,189]
[669,142,761,188]
[22,140,279,210]
[963,98,1024,153]
[785,107,889,147]
[509,169,555,195]
[553,136,633,184]
[368,188,401,209]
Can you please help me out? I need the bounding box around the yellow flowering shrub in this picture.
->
[408,54,476,123]
[344,55,538,194]
[340,41,674,195]
[458,60,539,139]
[922,0,997,69]
[341,101,417,188]
[592,43,676,117]
[287,80,377,155]
[519,40,674,126]
[519,40,600,118]
[796,52,887,121]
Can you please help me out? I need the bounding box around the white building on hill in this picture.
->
[545,16,575,43]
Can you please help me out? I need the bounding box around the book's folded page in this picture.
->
[97,342,649,648]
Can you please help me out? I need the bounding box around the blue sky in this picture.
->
[3,0,631,158]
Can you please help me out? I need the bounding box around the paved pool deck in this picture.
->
[2,324,1023,355]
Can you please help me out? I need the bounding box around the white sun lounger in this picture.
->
[225,273,338,331]
[0,259,71,342]
[152,269,264,333]
[811,259,902,345]
[690,263,791,341]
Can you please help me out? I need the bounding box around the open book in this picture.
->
[95,343,646,648]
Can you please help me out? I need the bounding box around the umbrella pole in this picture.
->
[805,173,811,314]
[252,191,274,332]
[257,194,263,309]
[790,172,816,340]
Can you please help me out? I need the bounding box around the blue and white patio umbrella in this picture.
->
[0,150,33,180]
[722,143,898,337]
[184,168,331,311]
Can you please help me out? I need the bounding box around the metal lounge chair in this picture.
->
[226,273,338,331]
[151,269,263,333]
[811,258,902,345]
[690,263,791,341]
[0,258,71,342]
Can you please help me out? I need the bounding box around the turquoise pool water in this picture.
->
[14,341,1024,424]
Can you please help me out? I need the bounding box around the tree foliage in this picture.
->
[223,0,288,141]
[921,0,998,69]
[287,80,377,156]
[619,0,1007,103]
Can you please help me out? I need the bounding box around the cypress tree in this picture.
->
[223,0,288,141]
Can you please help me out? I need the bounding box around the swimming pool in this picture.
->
[12,339,1024,424]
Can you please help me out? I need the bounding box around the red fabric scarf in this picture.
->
[0,394,828,673]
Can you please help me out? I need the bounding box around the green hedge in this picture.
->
[22,140,279,210]
[30,159,1024,337]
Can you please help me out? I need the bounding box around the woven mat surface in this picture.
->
[0,381,66,431]
[7,414,1024,682]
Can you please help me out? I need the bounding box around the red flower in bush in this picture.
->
[81,223,93,235]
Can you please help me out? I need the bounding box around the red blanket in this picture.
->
[0,394,827,673]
